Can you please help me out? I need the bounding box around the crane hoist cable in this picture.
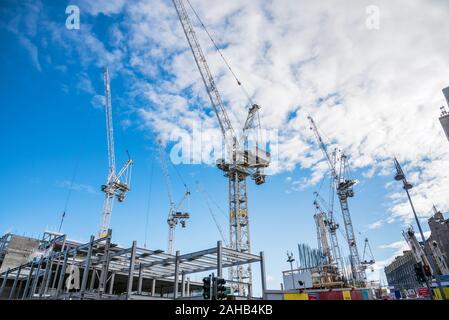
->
[195,181,228,246]
[58,164,79,233]
[185,0,255,108]
[196,180,228,220]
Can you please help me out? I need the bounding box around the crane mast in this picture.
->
[173,0,269,295]
[99,68,133,238]
[314,192,344,279]
[313,204,333,265]
[308,116,365,284]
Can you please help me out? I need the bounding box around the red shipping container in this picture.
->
[350,290,362,300]
[320,291,343,300]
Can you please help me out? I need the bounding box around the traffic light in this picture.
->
[216,278,227,300]
[202,276,211,300]
[423,264,432,277]
[414,263,426,283]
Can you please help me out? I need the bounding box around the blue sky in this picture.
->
[1,0,449,294]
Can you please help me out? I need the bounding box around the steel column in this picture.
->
[29,257,43,298]
[126,240,137,299]
[108,272,115,295]
[80,235,95,298]
[56,251,69,297]
[260,251,267,299]
[174,250,180,299]
[151,278,156,296]
[137,264,143,295]
[22,261,35,299]
[181,272,185,297]
[9,267,21,300]
[0,268,10,299]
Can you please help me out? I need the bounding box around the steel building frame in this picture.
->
[0,230,267,300]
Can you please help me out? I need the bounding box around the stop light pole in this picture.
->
[394,159,447,300]
[203,273,227,300]
[202,275,212,300]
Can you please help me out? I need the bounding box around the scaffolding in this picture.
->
[0,230,267,300]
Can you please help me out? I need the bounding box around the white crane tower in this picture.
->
[158,143,190,255]
[308,116,366,284]
[99,68,133,238]
[172,0,270,295]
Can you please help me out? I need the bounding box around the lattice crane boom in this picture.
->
[173,0,269,296]
[173,0,235,145]
[104,68,116,176]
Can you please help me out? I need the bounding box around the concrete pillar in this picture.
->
[174,250,180,299]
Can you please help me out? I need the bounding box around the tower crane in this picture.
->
[158,143,190,255]
[172,0,270,295]
[314,192,344,280]
[313,199,334,267]
[99,68,133,238]
[308,116,365,284]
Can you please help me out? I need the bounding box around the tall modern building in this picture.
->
[440,87,449,141]
[385,251,421,292]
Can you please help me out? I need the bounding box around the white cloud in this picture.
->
[367,220,384,230]
[56,180,98,195]
[5,0,449,228]
[114,0,449,226]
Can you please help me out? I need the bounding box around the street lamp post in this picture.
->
[393,158,446,300]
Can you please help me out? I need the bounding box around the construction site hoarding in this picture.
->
[283,271,313,290]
